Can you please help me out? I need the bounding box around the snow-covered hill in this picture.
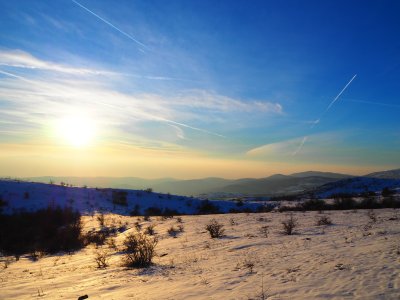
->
[366,168,400,179]
[0,180,264,215]
[314,176,400,198]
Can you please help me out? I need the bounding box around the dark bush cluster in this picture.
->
[197,200,220,214]
[112,190,128,206]
[144,206,162,216]
[293,193,400,212]
[0,196,7,214]
[130,204,141,216]
[0,207,84,258]
[144,207,181,217]
[85,221,127,247]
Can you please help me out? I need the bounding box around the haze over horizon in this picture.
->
[1,0,399,179]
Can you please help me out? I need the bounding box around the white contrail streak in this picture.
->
[292,136,308,156]
[291,74,356,156]
[325,74,357,112]
[94,100,226,139]
[0,69,31,82]
[344,98,400,109]
[151,116,226,138]
[71,0,148,50]
[311,74,357,128]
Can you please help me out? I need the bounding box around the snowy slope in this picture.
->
[1,210,399,299]
[314,176,400,198]
[366,168,400,179]
[0,180,264,215]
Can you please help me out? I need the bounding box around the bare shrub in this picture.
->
[84,230,107,246]
[230,218,238,226]
[248,273,270,300]
[315,215,332,226]
[167,226,179,237]
[367,210,377,223]
[281,214,298,235]
[177,224,184,232]
[176,217,183,223]
[243,258,255,273]
[259,226,269,237]
[29,250,42,261]
[205,219,225,238]
[106,237,118,250]
[94,249,109,268]
[123,232,158,268]
[145,224,156,236]
[97,213,105,227]
[2,257,13,269]
[134,222,142,231]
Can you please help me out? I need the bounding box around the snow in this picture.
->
[0,180,265,215]
[315,177,400,198]
[1,209,399,299]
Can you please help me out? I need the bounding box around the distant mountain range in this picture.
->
[16,170,345,196]
[0,168,396,207]
[17,168,399,198]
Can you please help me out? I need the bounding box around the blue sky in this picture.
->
[0,0,399,178]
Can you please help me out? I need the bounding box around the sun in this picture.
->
[55,115,96,148]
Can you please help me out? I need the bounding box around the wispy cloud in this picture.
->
[246,136,307,158]
[169,90,283,114]
[0,73,226,140]
[246,133,344,161]
[0,49,200,83]
[71,0,148,50]
[0,49,112,76]
[0,50,284,152]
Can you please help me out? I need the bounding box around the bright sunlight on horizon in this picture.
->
[54,115,97,148]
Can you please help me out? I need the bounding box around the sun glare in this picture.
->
[55,116,96,148]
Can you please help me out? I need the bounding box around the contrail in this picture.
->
[0,69,31,82]
[311,74,357,128]
[292,136,308,156]
[152,116,226,138]
[94,100,226,139]
[292,74,356,156]
[325,74,357,112]
[343,98,400,109]
[71,0,148,50]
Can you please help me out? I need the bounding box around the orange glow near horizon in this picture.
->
[0,142,387,179]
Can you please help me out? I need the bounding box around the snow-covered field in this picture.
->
[1,209,399,299]
[0,180,263,215]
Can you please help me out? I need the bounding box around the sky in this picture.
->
[0,0,399,179]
